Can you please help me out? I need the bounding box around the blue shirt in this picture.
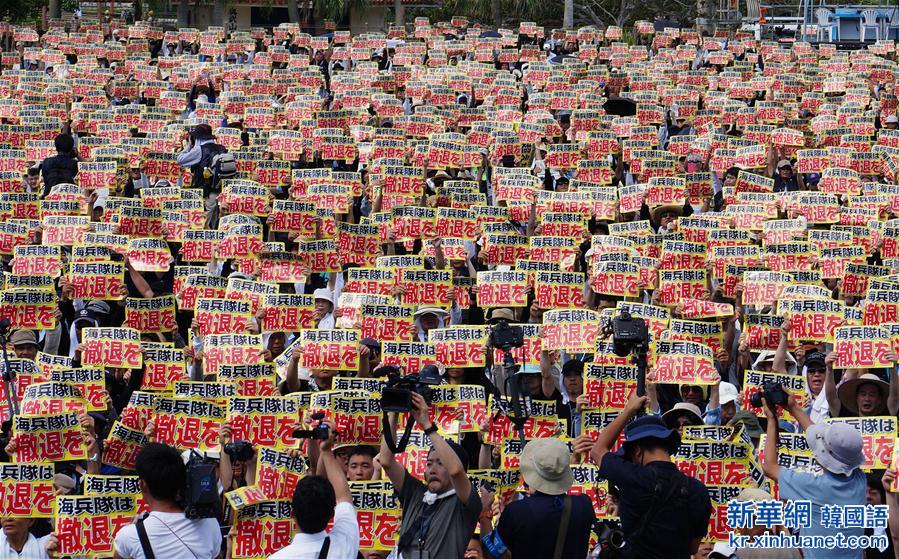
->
[778,467,866,559]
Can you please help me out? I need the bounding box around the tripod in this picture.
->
[0,319,19,418]
[499,349,531,449]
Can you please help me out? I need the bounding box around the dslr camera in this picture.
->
[490,319,524,351]
[380,364,442,413]
[749,381,789,410]
[607,310,649,358]
[223,440,254,462]
[293,412,330,440]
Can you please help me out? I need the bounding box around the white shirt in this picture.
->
[0,531,50,559]
[114,511,222,559]
[268,502,358,559]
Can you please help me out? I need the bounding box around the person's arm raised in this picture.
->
[824,351,841,418]
[409,392,473,502]
[319,419,352,504]
[760,397,781,482]
[377,411,408,493]
[590,393,647,465]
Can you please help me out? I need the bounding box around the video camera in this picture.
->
[292,412,330,440]
[183,450,221,520]
[607,310,649,358]
[381,365,442,413]
[489,319,524,352]
[749,381,788,410]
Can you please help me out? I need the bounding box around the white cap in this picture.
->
[886,114,898,124]
[719,382,739,406]
[312,287,334,304]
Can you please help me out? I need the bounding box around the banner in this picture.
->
[742,370,809,420]
[12,412,87,462]
[124,294,176,332]
[582,364,638,409]
[56,495,138,556]
[653,341,718,385]
[476,271,528,308]
[141,348,187,391]
[833,326,893,369]
[542,309,602,352]
[359,303,416,341]
[153,397,224,452]
[82,327,142,369]
[228,397,299,449]
[300,329,360,371]
[0,463,55,517]
[255,447,309,499]
[231,500,294,559]
[202,334,265,376]
[535,271,585,309]
[428,326,488,368]
[100,421,147,471]
[195,298,253,336]
[49,368,105,412]
[828,417,896,471]
[0,289,56,330]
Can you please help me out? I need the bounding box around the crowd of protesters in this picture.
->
[2,10,899,559]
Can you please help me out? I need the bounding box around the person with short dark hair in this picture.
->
[347,445,377,481]
[590,394,712,559]
[40,133,78,196]
[269,420,358,559]
[113,443,222,559]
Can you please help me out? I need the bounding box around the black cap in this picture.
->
[561,359,584,377]
[805,351,827,369]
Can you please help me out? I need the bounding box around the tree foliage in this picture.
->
[0,0,43,22]
[407,0,562,29]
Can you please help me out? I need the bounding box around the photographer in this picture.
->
[481,438,595,559]
[113,443,222,559]
[760,391,867,559]
[269,420,358,559]
[590,394,712,559]
[379,392,483,559]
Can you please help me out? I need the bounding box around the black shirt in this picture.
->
[599,455,712,559]
[41,153,79,195]
[497,493,596,559]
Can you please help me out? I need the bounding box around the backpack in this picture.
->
[210,152,237,181]
[190,142,227,194]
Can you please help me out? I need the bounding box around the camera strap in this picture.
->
[382,410,416,454]
[552,495,572,559]
[136,519,155,559]
[317,536,330,559]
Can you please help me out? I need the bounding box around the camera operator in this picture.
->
[378,392,483,559]
[219,422,255,492]
[113,443,222,559]
[590,394,712,559]
[269,420,359,559]
[481,438,595,559]
[760,391,866,559]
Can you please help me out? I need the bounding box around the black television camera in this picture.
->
[608,311,649,358]
[595,519,628,559]
[183,451,221,520]
[380,364,442,413]
[489,319,524,352]
[223,440,254,462]
[749,381,789,410]
[293,412,330,440]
